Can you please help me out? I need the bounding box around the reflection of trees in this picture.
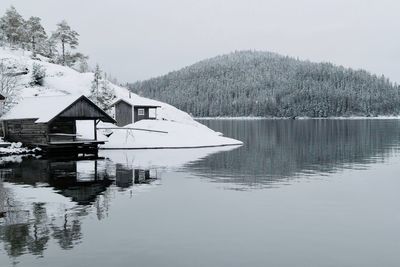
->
[94,189,111,221]
[0,203,84,260]
[195,120,400,187]
[27,203,50,256]
[0,223,30,258]
[0,203,48,259]
[0,155,160,262]
[51,213,82,250]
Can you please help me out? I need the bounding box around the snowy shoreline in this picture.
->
[100,143,243,150]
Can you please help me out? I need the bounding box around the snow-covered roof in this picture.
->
[1,95,115,123]
[111,97,161,108]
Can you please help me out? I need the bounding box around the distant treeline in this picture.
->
[129,51,400,117]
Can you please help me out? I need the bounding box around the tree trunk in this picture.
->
[32,36,36,56]
[62,41,65,65]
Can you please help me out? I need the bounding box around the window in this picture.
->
[138,108,145,116]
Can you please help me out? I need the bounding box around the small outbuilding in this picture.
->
[0,95,116,152]
[111,98,161,127]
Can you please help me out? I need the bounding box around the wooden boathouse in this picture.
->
[0,95,116,153]
[111,98,161,127]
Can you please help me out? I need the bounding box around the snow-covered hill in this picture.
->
[0,47,242,148]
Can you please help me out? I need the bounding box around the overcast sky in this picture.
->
[1,0,399,83]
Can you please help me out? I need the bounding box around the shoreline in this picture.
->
[100,143,243,150]
[196,116,400,120]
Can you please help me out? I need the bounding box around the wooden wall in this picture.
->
[49,119,75,134]
[134,107,150,122]
[58,98,110,120]
[3,119,48,145]
[115,101,132,126]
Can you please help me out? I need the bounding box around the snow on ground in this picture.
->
[0,138,40,156]
[98,120,242,149]
[0,47,242,149]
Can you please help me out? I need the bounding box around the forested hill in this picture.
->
[129,51,400,117]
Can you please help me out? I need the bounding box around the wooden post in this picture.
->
[94,160,98,180]
[93,120,97,141]
[73,120,77,141]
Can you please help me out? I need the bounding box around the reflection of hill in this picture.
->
[192,120,400,187]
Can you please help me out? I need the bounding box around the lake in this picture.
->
[1,119,400,267]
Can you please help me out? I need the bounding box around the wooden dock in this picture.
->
[36,140,105,155]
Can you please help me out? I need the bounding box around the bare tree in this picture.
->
[0,59,20,114]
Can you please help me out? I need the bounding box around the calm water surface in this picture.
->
[1,119,400,266]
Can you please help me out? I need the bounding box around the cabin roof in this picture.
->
[111,98,162,109]
[0,93,5,100]
[1,95,116,123]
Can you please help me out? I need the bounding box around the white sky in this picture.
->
[1,0,399,83]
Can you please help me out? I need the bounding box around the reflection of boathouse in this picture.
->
[1,157,160,204]
[49,160,113,205]
[0,157,113,205]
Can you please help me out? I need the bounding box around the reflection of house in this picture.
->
[115,164,158,188]
[0,95,115,153]
[115,164,133,188]
[134,169,157,184]
[111,98,161,127]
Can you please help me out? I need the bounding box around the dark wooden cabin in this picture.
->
[0,95,116,153]
[111,99,161,127]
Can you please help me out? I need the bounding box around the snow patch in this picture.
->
[99,120,243,149]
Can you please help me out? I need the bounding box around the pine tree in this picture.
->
[65,52,88,69]
[31,63,46,86]
[25,17,47,56]
[0,6,24,46]
[43,35,57,60]
[99,73,116,111]
[90,64,102,105]
[51,20,79,65]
